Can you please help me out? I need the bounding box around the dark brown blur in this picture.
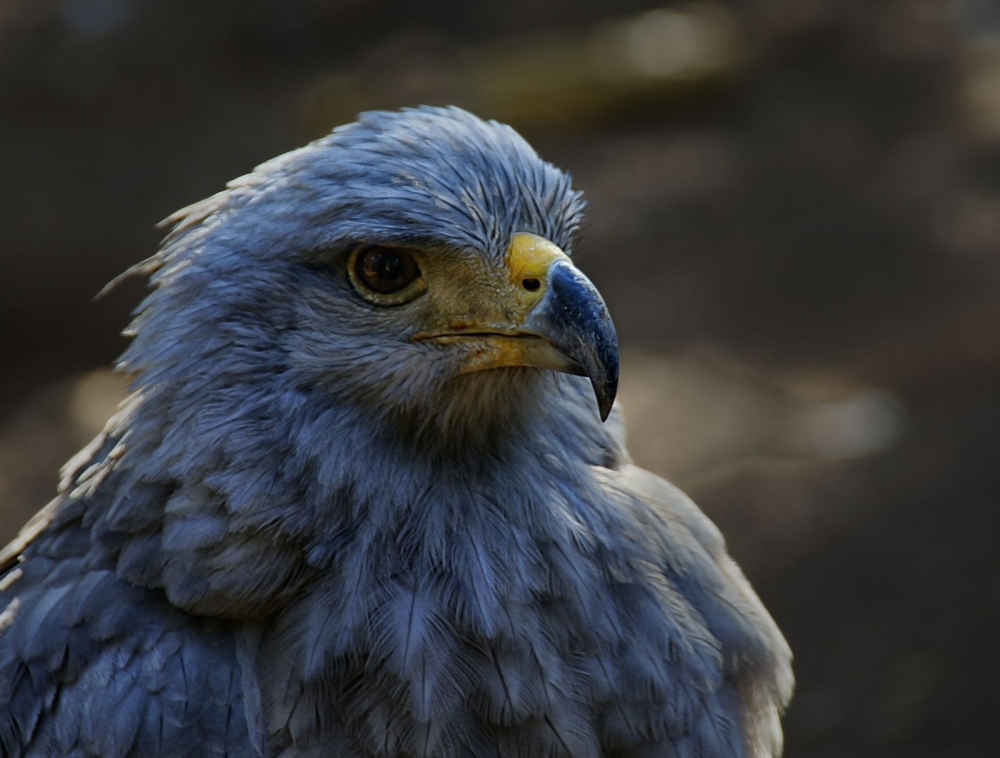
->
[1,1,996,756]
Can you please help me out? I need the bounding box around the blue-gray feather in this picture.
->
[0,106,791,757]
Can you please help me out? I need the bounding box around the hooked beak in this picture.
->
[414,233,619,421]
[519,255,619,421]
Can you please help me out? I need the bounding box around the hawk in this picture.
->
[0,107,792,757]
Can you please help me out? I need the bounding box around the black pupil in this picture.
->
[357,248,416,294]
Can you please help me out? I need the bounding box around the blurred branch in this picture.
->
[300,3,753,135]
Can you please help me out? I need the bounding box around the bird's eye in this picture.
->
[349,245,424,302]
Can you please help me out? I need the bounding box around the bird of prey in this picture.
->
[0,107,792,757]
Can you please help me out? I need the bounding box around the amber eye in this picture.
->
[352,246,421,295]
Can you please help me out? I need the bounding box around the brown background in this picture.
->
[1,1,998,756]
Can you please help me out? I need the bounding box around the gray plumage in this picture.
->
[0,106,792,757]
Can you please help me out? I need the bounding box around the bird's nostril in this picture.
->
[522,278,541,292]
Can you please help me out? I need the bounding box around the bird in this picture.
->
[0,106,792,757]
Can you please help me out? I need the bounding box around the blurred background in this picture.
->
[0,0,998,755]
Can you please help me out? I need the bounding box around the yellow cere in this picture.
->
[506,232,570,304]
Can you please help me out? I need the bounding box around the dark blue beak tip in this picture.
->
[547,261,620,423]
[597,389,615,422]
[595,341,619,422]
